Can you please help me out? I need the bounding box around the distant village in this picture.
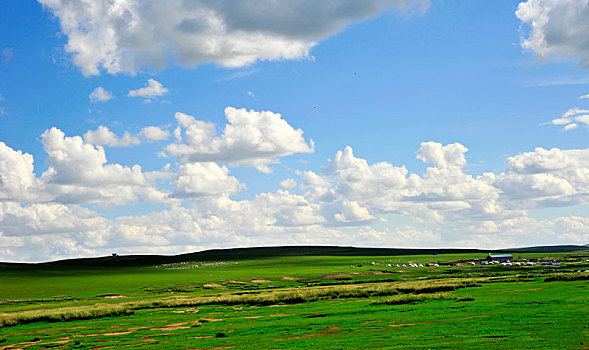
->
[352,253,565,269]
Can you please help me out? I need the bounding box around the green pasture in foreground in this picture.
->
[0,249,588,349]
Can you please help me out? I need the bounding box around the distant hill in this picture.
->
[505,244,589,253]
[1,244,587,269]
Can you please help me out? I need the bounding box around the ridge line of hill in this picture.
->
[1,244,587,267]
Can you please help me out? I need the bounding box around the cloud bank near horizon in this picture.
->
[1,107,588,262]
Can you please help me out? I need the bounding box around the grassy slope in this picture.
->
[0,248,587,349]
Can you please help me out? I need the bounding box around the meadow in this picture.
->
[0,247,587,349]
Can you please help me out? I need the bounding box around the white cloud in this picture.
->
[320,146,409,202]
[2,48,13,63]
[302,143,501,227]
[38,0,429,76]
[254,190,326,227]
[551,117,572,126]
[89,87,113,103]
[0,201,106,236]
[3,125,589,261]
[0,94,6,116]
[579,94,589,99]
[564,108,589,118]
[41,127,166,206]
[516,0,589,68]
[551,107,589,130]
[575,115,589,125]
[140,126,171,141]
[172,162,244,197]
[505,147,581,174]
[83,126,140,147]
[166,107,314,172]
[128,79,168,102]
[280,178,297,189]
[416,141,467,169]
[333,201,375,224]
[0,142,40,202]
[494,147,589,207]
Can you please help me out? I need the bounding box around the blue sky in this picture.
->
[1,0,589,262]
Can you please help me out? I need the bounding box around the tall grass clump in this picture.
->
[378,293,457,305]
[544,272,589,282]
[0,304,133,328]
[0,278,485,328]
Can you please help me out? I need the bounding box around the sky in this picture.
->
[1,0,589,262]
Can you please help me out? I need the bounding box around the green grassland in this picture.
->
[0,247,588,349]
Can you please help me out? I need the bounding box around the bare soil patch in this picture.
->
[84,331,134,337]
[150,326,191,331]
[251,279,272,283]
[97,294,126,299]
[244,314,292,319]
[281,276,299,281]
[149,322,192,331]
[359,320,381,325]
[322,274,351,279]
[389,322,430,327]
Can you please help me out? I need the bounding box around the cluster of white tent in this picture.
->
[486,260,536,266]
[366,262,439,268]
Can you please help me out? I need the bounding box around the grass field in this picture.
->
[0,247,588,349]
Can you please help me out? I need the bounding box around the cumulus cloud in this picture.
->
[172,162,244,197]
[280,178,297,189]
[89,87,113,103]
[42,128,153,205]
[38,0,429,75]
[128,79,168,102]
[140,126,171,141]
[493,146,589,207]
[416,141,468,169]
[516,0,589,67]
[333,201,376,224]
[166,107,314,172]
[0,202,106,236]
[253,190,326,227]
[303,143,501,227]
[0,142,40,202]
[579,94,589,99]
[3,125,589,261]
[83,126,140,147]
[38,127,166,206]
[320,146,409,202]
